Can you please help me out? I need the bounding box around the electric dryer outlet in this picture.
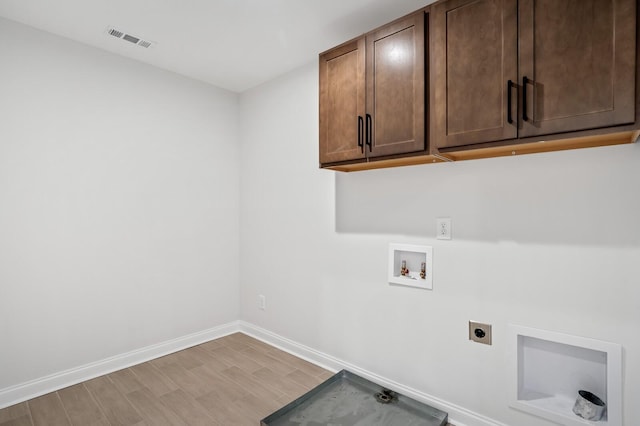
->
[469,321,492,345]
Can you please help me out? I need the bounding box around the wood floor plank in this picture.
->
[275,392,298,407]
[205,345,263,373]
[178,346,220,369]
[151,345,216,371]
[269,348,329,377]
[151,362,215,399]
[238,333,277,353]
[128,362,178,398]
[252,367,309,399]
[0,334,347,426]
[158,389,219,426]
[125,388,187,426]
[84,376,143,426]
[188,363,249,401]
[220,333,255,352]
[198,338,225,352]
[196,389,256,426]
[220,366,286,401]
[194,353,233,374]
[0,403,30,423]
[109,368,145,396]
[225,333,274,354]
[286,368,325,389]
[148,352,183,369]
[317,370,335,381]
[0,415,33,426]
[240,346,296,376]
[58,383,109,426]
[28,393,70,426]
[232,391,282,421]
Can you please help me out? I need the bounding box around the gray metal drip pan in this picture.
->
[261,370,448,426]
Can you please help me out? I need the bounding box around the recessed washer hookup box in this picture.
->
[261,369,448,426]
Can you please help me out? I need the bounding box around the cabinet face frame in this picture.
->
[432,0,637,150]
[431,0,519,149]
[366,11,427,159]
[518,0,637,138]
[319,38,366,165]
[321,0,640,171]
[319,10,428,168]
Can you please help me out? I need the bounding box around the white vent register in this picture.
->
[106,27,155,48]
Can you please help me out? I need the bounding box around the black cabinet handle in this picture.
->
[507,80,513,124]
[522,76,529,122]
[365,113,372,152]
[357,115,364,152]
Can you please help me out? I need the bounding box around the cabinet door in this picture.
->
[319,39,366,165]
[366,12,426,158]
[432,0,518,149]
[519,0,636,138]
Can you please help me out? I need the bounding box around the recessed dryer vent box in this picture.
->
[508,324,622,426]
[388,244,433,290]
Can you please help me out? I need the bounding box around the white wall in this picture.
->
[239,62,640,425]
[2,14,639,426]
[0,18,240,390]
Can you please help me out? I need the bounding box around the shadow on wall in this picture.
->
[335,143,640,247]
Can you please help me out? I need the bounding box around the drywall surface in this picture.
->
[238,62,640,425]
[0,18,240,389]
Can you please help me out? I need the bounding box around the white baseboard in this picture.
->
[0,321,240,409]
[239,321,509,426]
[2,319,508,426]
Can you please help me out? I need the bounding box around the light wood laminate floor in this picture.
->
[0,333,334,426]
[0,333,454,426]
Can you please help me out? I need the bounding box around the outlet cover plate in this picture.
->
[469,321,492,345]
[436,218,451,240]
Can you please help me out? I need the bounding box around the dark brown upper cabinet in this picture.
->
[319,11,426,167]
[432,0,637,150]
[319,38,366,164]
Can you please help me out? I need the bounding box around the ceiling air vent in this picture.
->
[106,26,156,49]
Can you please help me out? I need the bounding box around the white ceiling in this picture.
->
[0,0,430,92]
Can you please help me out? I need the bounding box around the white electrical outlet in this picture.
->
[436,218,452,240]
[258,295,266,310]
